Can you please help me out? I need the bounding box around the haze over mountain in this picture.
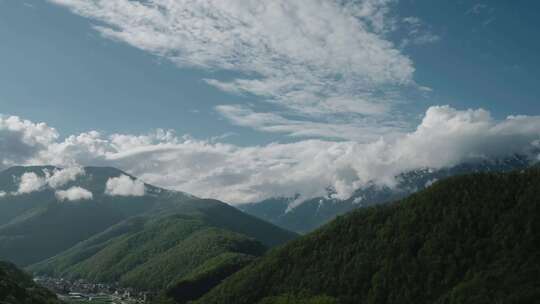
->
[196,169,540,304]
[240,154,535,233]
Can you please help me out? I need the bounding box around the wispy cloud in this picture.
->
[47,0,418,139]
[466,3,495,27]
[400,16,440,47]
[466,3,488,15]
[216,104,406,142]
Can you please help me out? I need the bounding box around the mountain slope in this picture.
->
[30,212,267,291]
[240,155,534,233]
[0,166,193,266]
[28,197,296,295]
[197,169,540,304]
[0,261,62,304]
[0,166,296,268]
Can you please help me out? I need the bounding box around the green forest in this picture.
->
[0,261,62,304]
[195,169,540,304]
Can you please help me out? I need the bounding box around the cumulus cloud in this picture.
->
[1,106,539,203]
[17,172,47,194]
[11,167,86,195]
[105,175,145,197]
[47,167,85,189]
[47,0,418,138]
[0,191,6,198]
[55,186,93,202]
[0,115,58,169]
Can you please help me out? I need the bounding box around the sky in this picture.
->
[1,0,540,204]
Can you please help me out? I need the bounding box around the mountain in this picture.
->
[240,155,534,233]
[0,166,195,266]
[196,169,540,304]
[28,197,296,290]
[0,166,296,271]
[0,260,62,304]
[29,213,267,291]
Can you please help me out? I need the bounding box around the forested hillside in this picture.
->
[30,213,267,291]
[0,166,183,265]
[0,166,295,267]
[240,155,533,233]
[0,261,62,304]
[198,169,540,304]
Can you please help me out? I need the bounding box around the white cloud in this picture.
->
[0,191,6,198]
[1,106,539,204]
[47,0,417,137]
[55,186,93,202]
[401,16,440,47]
[47,167,85,189]
[105,175,145,197]
[215,104,405,142]
[11,167,86,195]
[17,172,47,194]
[0,115,58,169]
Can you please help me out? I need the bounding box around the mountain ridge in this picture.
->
[240,154,535,233]
[0,165,296,268]
[196,168,540,304]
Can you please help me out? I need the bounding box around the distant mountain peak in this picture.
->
[241,154,537,233]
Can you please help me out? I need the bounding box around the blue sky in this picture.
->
[1,0,540,203]
[2,0,539,144]
[1,0,277,144]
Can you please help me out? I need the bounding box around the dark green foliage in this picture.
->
[30,213,268,291]
[0,202,124,266]
[197,200,298,248]
[197,169,540,304]
[0,166,173,266]
[164,253,256,304]
[0,261,62,304]
[258,293,340,304]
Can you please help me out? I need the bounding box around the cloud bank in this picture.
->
[55,186,93,202]
[1,106,539,203]
[105,175,146,197]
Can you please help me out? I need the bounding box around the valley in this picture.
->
[2,2,540,303]
[2,164,539,304]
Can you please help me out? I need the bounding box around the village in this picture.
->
[33,276,151,304]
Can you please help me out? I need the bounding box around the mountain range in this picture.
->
[0,166,296,295]
[240,155,534,233]
[196,168,540,304]
[1,160,538,304]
